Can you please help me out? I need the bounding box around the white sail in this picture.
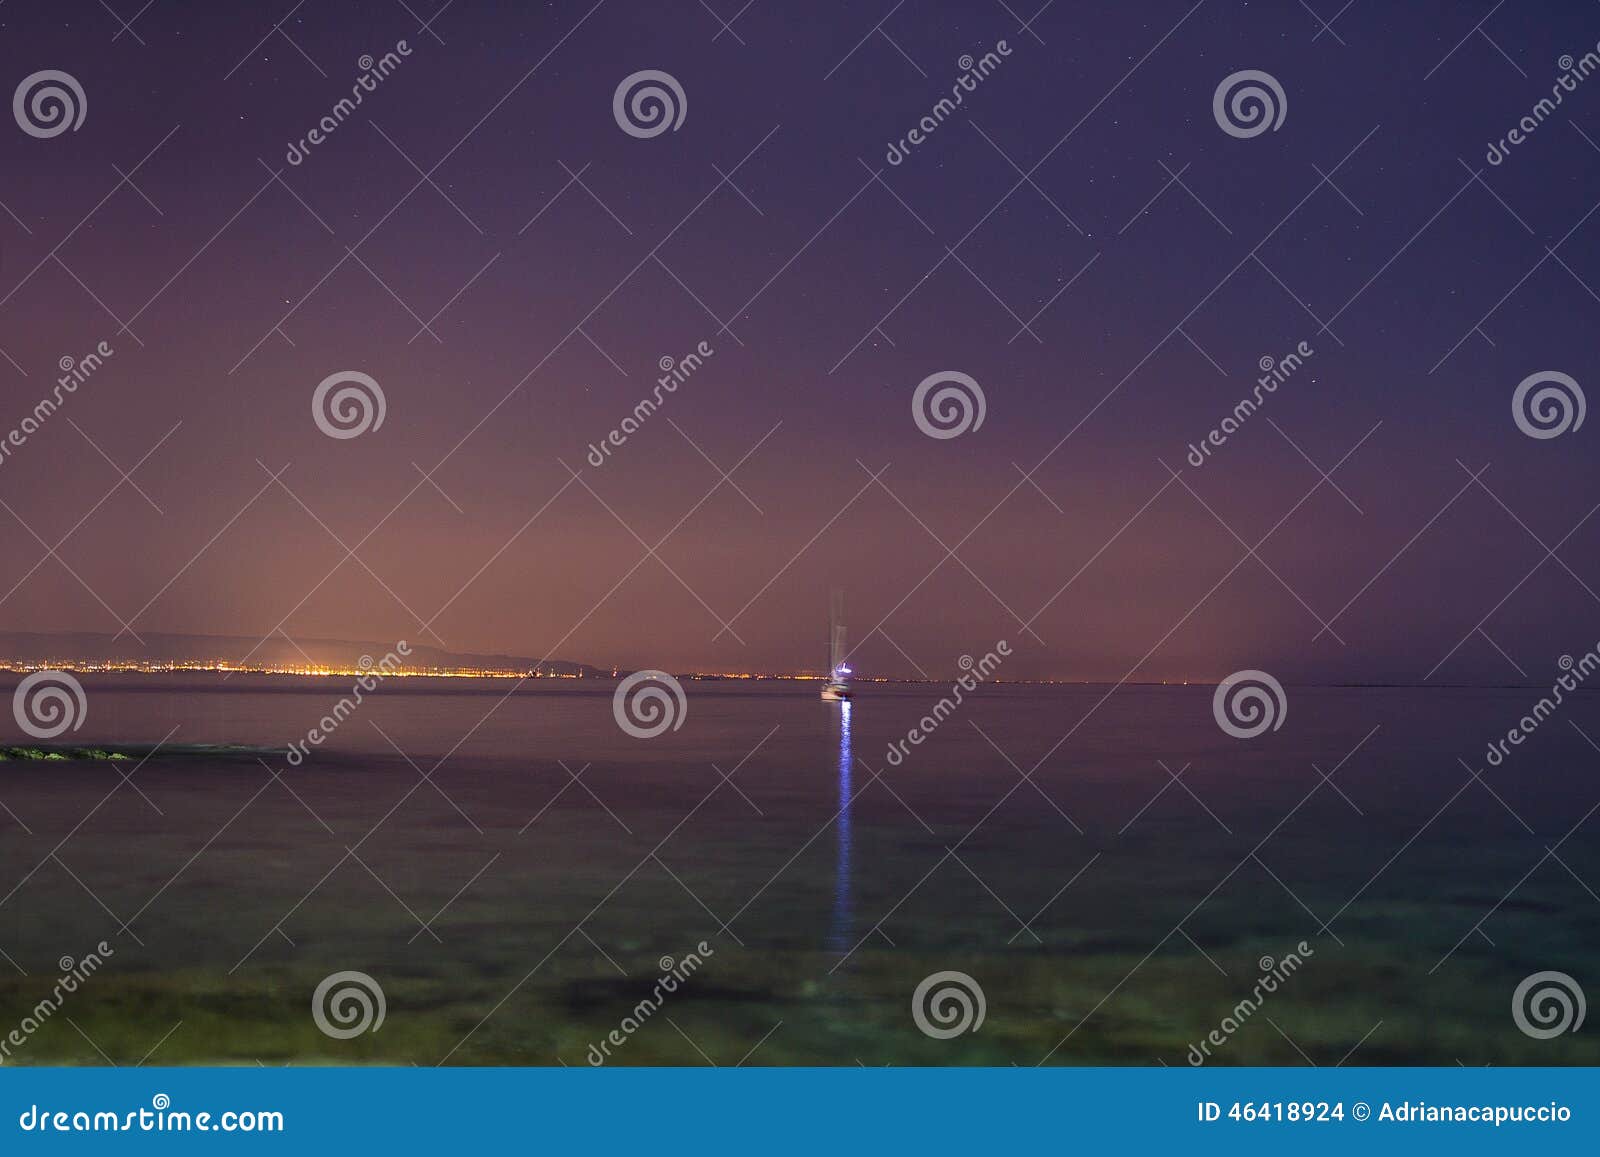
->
[822,589,852,700]
[829,588,846,674]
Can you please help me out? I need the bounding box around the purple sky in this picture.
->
[1,0,1597,681]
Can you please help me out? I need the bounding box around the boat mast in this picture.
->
[829,588,846,679]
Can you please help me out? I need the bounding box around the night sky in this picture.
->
[1,0,1597,682]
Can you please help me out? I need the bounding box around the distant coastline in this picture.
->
[0,662,1581,691]
[0,630,599,681]
[0,630,1583,690]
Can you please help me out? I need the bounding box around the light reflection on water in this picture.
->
[827,699,853,953]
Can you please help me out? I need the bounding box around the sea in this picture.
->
[1,675,1596,1066]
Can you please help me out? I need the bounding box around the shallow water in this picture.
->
[1,675,1596,1066]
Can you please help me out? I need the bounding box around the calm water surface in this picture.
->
[1,675,1596,1066]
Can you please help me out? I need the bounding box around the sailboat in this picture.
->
[820,589,853,701]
